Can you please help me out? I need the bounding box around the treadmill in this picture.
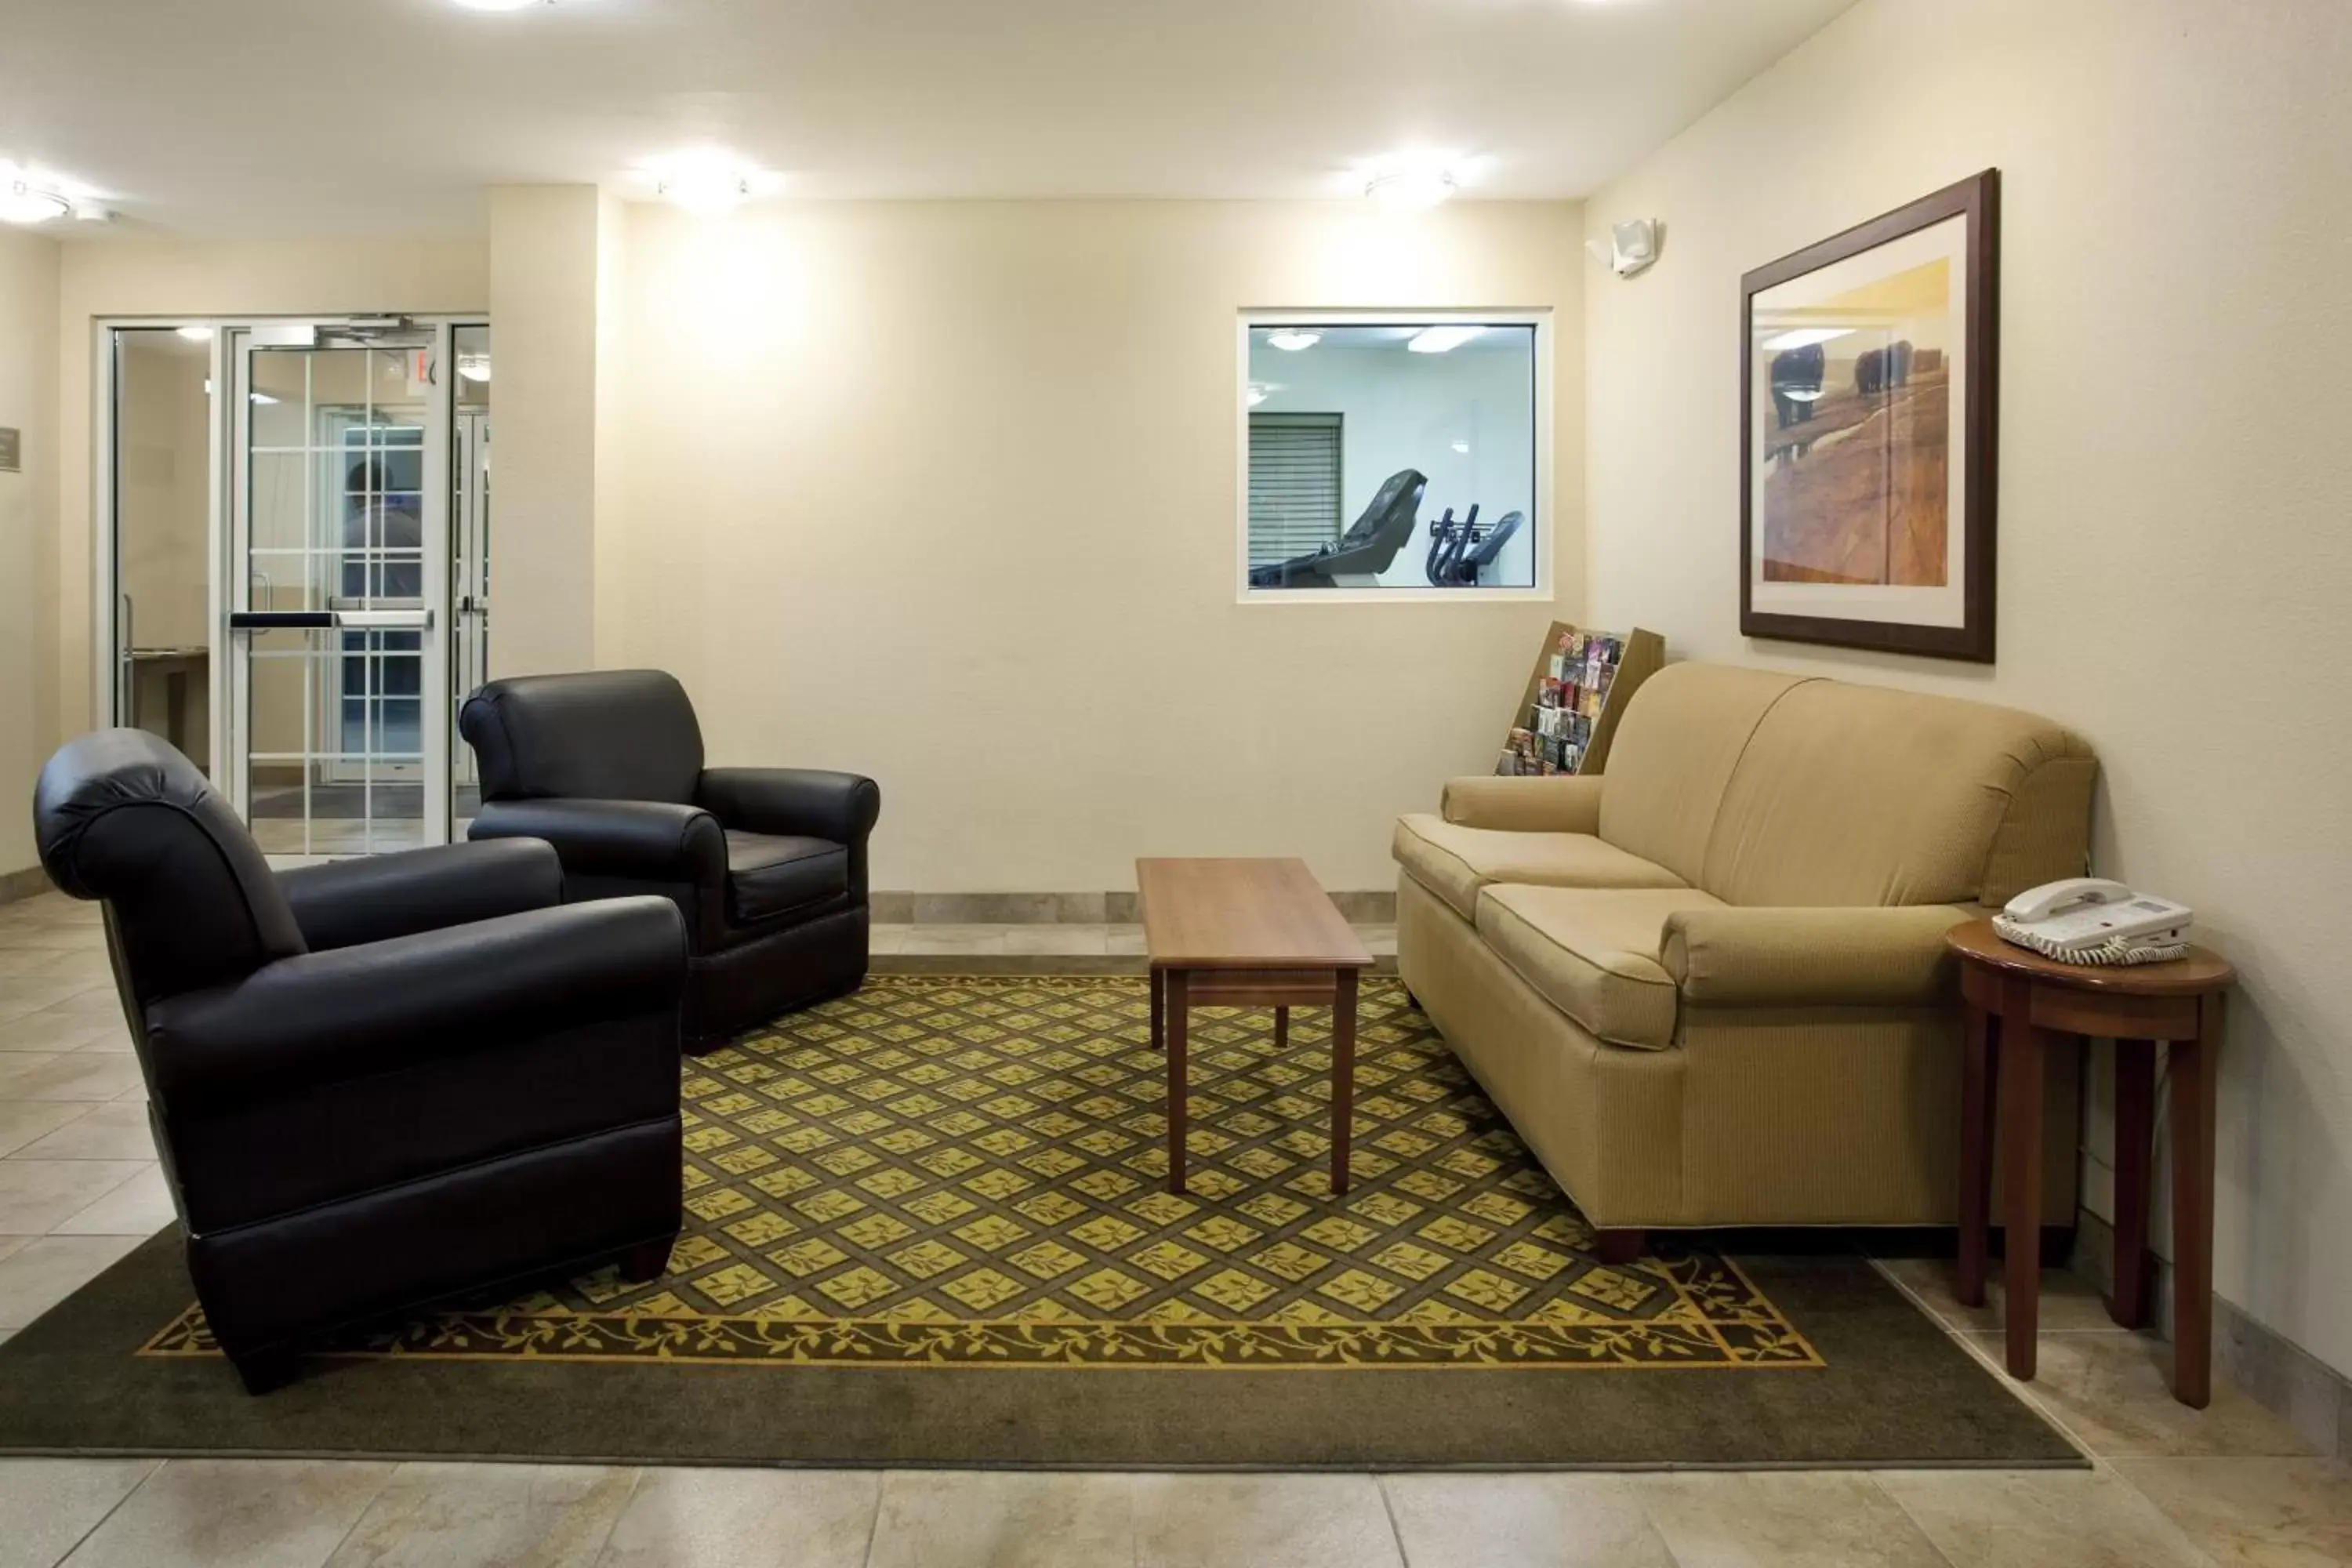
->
[1247,469,1428,589]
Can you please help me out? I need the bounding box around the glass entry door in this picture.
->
[225,325,452,858]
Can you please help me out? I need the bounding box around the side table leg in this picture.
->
[2170,1003,2221,1407]
[1998,984,2046,1381]
[1330,969,1358,1196]
[1274,1006,1288,1051]
[1149,964,1164,1051]
[1957,1002,1999,1308]
[2110,1040,2157,1329]
[1165,969,1189,1196]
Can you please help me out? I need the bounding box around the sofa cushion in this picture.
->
[1393,815,1686,920]
[1474,885,1724,1050]
[725,831,848,924]
[1699,680,2097,907]
[1595,663,1809,886]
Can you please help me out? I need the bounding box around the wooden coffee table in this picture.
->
[1137,858,1374,1196]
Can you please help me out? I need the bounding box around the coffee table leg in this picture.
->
[1330,968,1357,1196]
[1149,964,1164,1051]
[1166,969,1189,1195]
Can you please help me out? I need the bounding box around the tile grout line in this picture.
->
[42,1456,164,1568]
[1373,1473,1414,1568]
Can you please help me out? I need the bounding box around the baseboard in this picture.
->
[871,890,1398,925]
[2073,1206,2350,1458]
[0,866,53,906]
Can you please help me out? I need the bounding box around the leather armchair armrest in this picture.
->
[698,768,880,845]
[1439,775,1606,834]
[144,897,688,1106]
[278,839,561,952]
[469,797,725,884]
[1661,905,1975,1007]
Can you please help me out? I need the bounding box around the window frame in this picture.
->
[1234,308,1554,604]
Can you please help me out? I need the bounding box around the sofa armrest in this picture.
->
[469,797,725,884]
[1439,775,1606,834]
[1661,905,1974,1007]
[144,897,688,1106]
[699,768,880,845]
[278,839,561,952]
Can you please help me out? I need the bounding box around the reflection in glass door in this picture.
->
[226,327,451,858]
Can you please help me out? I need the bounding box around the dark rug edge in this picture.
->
[0,1231,2088,1472]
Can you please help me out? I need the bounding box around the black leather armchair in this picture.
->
[458,670,880,1050]
[31,729,690,1392]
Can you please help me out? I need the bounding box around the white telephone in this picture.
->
[1993,877,2194,966]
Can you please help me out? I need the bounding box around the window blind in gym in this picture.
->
[1247,413,1343,566]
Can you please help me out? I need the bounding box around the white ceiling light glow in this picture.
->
[458,354,492,383]
[0,178,71,225]
[175,325,212,341]
[633,149,782,216]
[1408,325,1485,354]
[1264,330,1321,352]
[1367,168,1457,211]
[1761,327,1853,352]
[450,0,553,12]
[0,162,107,225]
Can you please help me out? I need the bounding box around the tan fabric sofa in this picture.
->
[1394,662,2096,1240]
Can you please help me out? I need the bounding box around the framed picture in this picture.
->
[1740,169,2000,662]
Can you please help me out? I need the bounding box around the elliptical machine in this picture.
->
[1423,504,1523,586]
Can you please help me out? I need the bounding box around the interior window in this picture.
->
[1243,320,1539,593]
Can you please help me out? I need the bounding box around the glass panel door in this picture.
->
[452,324,492,835]
[225,326,451,859]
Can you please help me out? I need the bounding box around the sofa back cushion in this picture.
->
[1698,678,2096,907]
[1595,663,1807,885]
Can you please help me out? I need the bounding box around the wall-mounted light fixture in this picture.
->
[1586,218,1663,278]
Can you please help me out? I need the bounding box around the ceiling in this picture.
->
[0,0,1854,238]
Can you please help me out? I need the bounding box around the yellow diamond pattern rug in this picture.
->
[144,976,1810,1370]
[0,975,2085,1468]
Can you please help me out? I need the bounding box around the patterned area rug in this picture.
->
[145,976,1811,1371]
[0,975,2082,1467]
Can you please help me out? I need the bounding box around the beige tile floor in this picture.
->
[0,889,2345,1567]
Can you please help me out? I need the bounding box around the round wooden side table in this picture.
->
[1944,919,2234,1407]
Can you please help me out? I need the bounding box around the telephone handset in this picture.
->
[1993,877,2194,966]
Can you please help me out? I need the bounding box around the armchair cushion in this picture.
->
[1474,885,1724,1050]
[144,897,688,1107]
[1395,814,1685,921]
[469,797,725,884]
[699,768,880,845]
[727,831,849,923]
[1662,904,1973,1007]
[1439,774,1606,834]
[278,839,561,952]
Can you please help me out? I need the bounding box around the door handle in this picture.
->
[227,609,434,632]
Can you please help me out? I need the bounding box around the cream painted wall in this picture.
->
[1582,0,2352,1376]
[608,200,1584,893]
[487,187,612,679]
[0,230,60,876]
[49,237,488,753]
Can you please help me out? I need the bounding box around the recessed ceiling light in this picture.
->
[1408,325,1484,354]
[633,148,780,216]
[0,179,71,225]
[1366,168,1457,212]
[1265,329,1321,353]
[176,325,212,341]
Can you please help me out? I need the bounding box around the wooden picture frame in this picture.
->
[1740,169,2000,662]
